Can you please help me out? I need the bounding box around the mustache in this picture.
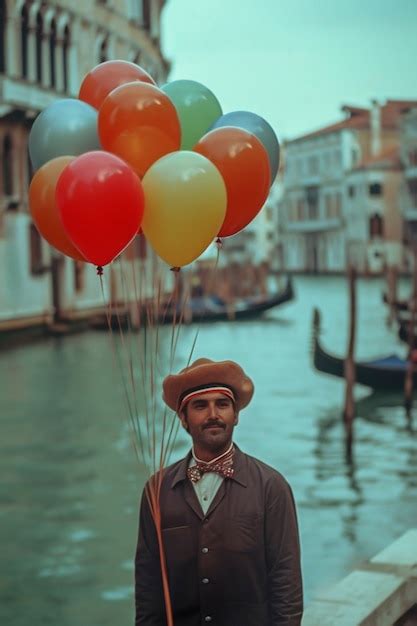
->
[203,420,226,429]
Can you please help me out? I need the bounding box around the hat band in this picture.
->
[178,385,235,413]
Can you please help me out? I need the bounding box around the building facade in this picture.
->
[277,100,417,274]
[400,107,417,263]
[0,0,169,331]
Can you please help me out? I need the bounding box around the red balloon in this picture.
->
[193,127,270,237]
[56,151,144,267]
[79,60,156,110]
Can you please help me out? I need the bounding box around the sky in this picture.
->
[161,0,417,142]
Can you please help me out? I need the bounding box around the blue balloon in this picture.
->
[210,111,280,182]
[29,99,101,170]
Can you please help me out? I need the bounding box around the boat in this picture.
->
[312,308,417,390]
[394,310,417,347]
[162,275,294,324]
[91,276,295,329]
[382,292,410,312]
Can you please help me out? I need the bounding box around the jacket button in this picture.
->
[204,617,212,622]
[201,547,209,553]
[202,578,209,584]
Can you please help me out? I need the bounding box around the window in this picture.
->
[74,261,85,292]
[50,19,57,88]
[408,148,417,167]
[29,223,44,275]
[142,0,151,30]
[325,195,332,218]
[3,134,13,196]
[296,198,304,221]
[125,234,147,260]
[407,179,417,208]
[308,156,319,176]
[369,182,382,196]
[306,186,318,219]
[348,185,355,198]
[21,3,29,78]
[334,193,341,217]
[36,11,43,83]
[99,37,108,64]
[0,0,5,73]
[63,25,70,91]
[27,144,34,185]
[369,213,384,239]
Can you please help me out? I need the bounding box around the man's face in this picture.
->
[180,391,238,455]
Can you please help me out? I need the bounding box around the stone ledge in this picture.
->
[303,529,417,626]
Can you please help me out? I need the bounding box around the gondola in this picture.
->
[395,310,417,347]
[382,292,409,312]
[312,308,416,390]
[161,275,294,324]
[91,276,295,329]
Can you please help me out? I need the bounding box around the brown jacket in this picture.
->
[135,446,303,625]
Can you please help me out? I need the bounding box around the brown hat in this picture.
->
[162,358,254,413]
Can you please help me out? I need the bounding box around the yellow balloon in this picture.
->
[142,151,227,267]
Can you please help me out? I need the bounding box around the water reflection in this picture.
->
[1,276,417,622]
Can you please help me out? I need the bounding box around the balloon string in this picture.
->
[96,265,104,276]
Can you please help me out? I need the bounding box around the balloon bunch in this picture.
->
[28,60,280,271]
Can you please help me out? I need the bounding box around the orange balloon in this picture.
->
[98,82,181,178]
[29,156,85,261]
[79,60,156,110]
[194,127,271,237]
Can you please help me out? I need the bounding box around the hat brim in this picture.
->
[163,360,254,412]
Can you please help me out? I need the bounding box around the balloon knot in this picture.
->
[96,266,104,276]
[216,237,223,249]
[170,266,181,273]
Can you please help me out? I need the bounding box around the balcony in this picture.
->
[403,208,417,222]
[405,166,417,179]
[0,75,59,116]
[285,217,343,233]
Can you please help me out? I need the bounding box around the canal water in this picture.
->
[1,275,416,625]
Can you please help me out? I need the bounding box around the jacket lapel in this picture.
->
[205,479,226,517]
[183,479,205,520]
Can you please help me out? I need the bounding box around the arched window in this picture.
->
[63,25,70,91]
[0,0,6,73]
[369,213,384,239]
[36,11,43,83]
[3,135,13,196]
[50,18,56,88]
[99,38,108,63]
[27,143,34,184]
[21,3,29,78]
[142,0,151,30]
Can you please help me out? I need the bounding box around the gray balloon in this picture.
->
[210,111,280,182]
[29,99,101,170]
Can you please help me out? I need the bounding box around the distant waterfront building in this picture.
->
[399,107,417,265]
[278,100,417,274]
[0,0,169,331]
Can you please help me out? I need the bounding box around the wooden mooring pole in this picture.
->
[404,248,417,420]
[343,265,357,461]
[386,264,398,326]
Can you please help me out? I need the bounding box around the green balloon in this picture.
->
[161,80,222,150]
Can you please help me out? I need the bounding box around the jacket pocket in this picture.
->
[162,525,195,564]
[224,513,263,553]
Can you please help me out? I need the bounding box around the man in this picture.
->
[135,358,303,625]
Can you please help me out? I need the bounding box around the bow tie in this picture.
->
[187,447,235,483]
